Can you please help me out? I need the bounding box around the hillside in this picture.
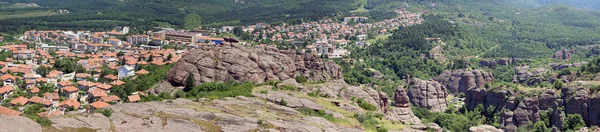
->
[0,0,362,33]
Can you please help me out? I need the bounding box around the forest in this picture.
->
[0,0,362,33]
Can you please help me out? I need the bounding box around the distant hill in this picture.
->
[512,0,600,10]
[0,0,361,33]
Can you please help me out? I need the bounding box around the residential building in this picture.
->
[118,66,135,79]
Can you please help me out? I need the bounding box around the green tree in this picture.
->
[554,81,564,90]
[564,114,586,131]
[184,13,202,30]
[184,73,195,92]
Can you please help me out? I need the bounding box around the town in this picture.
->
[0,9,422,121]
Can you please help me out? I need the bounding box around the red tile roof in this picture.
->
[62,86,79,93]
[59,98,80,109]
[29,96,51,106]
[109,80,125,86]
[128,94,141,102]
[0,74,15,80]
[90,101,110,109]
[0,106,21,116]
[10,96,28,106]
[58,80,74,86]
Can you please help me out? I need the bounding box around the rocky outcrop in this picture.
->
[48,98,365,132]
[463,84,600,131]
[437,69,494,94]
[469,125,503,132]
[553,49,575,60]
[166,38,342,86]
[387,85,421,124]
[479,58,526,68]
[512,66,556,86]
[0,115,42,132]
[339,86,389,112]
[406,78,448,112]
[550,62,587,70]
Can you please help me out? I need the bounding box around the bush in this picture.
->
[98,109,113,117]
[295,76,308,83]
[281,85,298,91]
[298,108,336,121]
[36,117,52,126]
[279,99,288,106]
[564,114,586,131]
[356,98,377,111]
[186,82,254,99]
[353,112,381,130]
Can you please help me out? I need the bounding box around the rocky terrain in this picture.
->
[553,49,575,60]
[464,84,600,131]
[32,80,448,132]
[405,78,448,112]
[0,115,42,132]
[166,38,342,86]
[437,69,494,94]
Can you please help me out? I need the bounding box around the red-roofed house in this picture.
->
[10,96,28,106]
[128,94,141,103]
[62,86,79,99]
[0,106,21,116]
[89,101,110,110]
[29,96,52,107]
[59,98,81,111]
[1,74,15,86]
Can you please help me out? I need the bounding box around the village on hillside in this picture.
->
[0,8,422,120]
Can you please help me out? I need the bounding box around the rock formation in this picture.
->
[463,84,600,131]
[47,98,364,132]
[386,85,421,124]
[0,116,41,132]
[479,58,526,68]
[406,78,448,112]
[166,38,342,86]
[437,69,494,94]
[550,62,587,70]
[553,49,575,60]
[468,125,503,132]
[513,66,558,86]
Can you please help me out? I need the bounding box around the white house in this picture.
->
[118,66,135,79]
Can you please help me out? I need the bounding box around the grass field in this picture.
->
[0,11,58,19]
[367,34,392,44]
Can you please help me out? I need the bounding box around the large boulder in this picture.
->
[438,69,494,94]
[406,78,448,112]
[166,39,342,86]
[553,49,575,60]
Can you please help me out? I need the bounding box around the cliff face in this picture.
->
[437,69,494,94]
[406,78,448,112]
[166,38,342,86]
[464,85,600,131]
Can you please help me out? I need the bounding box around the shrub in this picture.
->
[186,82,254,99]
[298,108,336,121]
[98,109,113,117]
[353,112,380,130]
[356,98,377,111]
[295,76,308,83]
[36,117,52,126]
[281,85,298,91]
[279,99,288,106]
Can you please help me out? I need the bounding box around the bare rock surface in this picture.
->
[406,78,448,112]
[166,38,342,86]
[437,69,494,93]
[469,125,504,132]
[0,116,42,132]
